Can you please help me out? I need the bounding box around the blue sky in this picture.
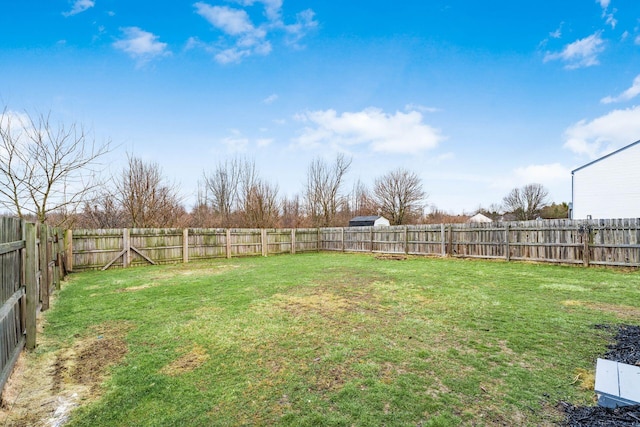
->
[2,0,640,213]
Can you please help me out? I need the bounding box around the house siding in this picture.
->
[572,141,640,219]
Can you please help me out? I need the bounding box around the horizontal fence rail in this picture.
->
[68,219,640,270]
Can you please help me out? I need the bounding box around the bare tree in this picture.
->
[349,179,375,217]
[502,183,549,220]
[115,155,184,228]
[373,167,426,225]
[243,179,280,228]
[202,158,242,226]
[304,153,352,227]
[0,108,110,224]
[280,194,307,228]
[201,157,259,227]
[79,195,126,229]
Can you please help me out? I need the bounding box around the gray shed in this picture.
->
[348,216,390,227]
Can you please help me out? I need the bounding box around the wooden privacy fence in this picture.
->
[68,219,640,270]
[320,218,640,267]
[68,228,321,271]
[0,217,66,395]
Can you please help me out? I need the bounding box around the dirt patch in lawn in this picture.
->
[562,300,640,319]
[160,344,210,376]
[0,322,131,427]
[273,291,352,317]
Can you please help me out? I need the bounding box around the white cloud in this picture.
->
[221,130,249,151]
[113,27,170,63]
[283,9,318,46]
[63,0,94,17]
[193,1,316,63]
[544,32,605,69]
[193,2,272,64]
[404,103,441,113]
[601,75,640,104]
[293,107,445,154]
[604,12,617,29]
[194,4,254,36]
[549,23,563,39]
[563,106,640,158]
[237,0,283,22]
[262,94,278,104]
[215,48,250,64]
[597,0,617,30]
[635,35,640,45]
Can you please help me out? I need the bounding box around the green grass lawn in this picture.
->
[32,253,640,426]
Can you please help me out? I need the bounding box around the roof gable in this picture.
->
[572,139,640,174]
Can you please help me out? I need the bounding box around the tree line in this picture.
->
[0,108,567,229]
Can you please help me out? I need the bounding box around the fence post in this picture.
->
[57,229,65,285]
[441,224,446,257]
[316,228,320,252]
[123,228,131,268]
[404,226,409,255]
[505,223,511,262]
[447,225,453,256]
[50,228,58,291]
[583,225,591,267]
[341,228,345,252]
[25,222,37,351]
[291,229,296,255]
[261,229,268,257]
[38,224,48,311]
[183,229,189,264]
[64,229,73,273]
[42,225,55,310]
[226,229,232,259]
[370,227,374,253]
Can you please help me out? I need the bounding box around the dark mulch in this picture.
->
[602,325,640,366]
[561,324,640,427]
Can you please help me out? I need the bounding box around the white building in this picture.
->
[468,213,493,223]
[571,140,640,219]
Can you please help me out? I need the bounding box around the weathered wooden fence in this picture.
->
[68,219,640,270]
[321,219,640,267]
[67,228,321,271]
[0,217,66,395]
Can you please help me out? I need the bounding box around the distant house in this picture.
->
[571,139,640,219]
[348,216,390,227]
[468,213,493,223]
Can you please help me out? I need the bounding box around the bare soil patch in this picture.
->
[0,322,131,427]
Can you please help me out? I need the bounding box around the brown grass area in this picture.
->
[562,300,640,319]
[0,322,131,427]
[271,291,352,317]
[160,345,210,376]
[115,284,153,292]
